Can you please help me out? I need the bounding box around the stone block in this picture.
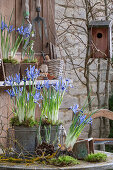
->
[73,59,85,68]
[78,48,86,59]
[61,94,79,109]
[89,62,97,70]
[89,71,97,82]
[92,131,100,138]
[55,0,66,5]
[79,95,88,108]
[101,71,107,82]
[79,132,88,139]
[82,124,90,133]
[78,71,86,82]
[59,110,73,122]
[65,62,73,71]
[91,82,105,94]
[65,70,79,81]
[69,83,87,96]
[100,94,105,106]
[92,118,100,130]
[91,96,98,107]
[100,61,107,70]
[110,72,113,82]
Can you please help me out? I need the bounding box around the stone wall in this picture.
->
[55,0,113,137]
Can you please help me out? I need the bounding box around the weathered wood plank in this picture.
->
[92,109,113,120]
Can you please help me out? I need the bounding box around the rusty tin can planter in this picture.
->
[20,63,38,78]
[3,63,20,78]
[14,126,37,155]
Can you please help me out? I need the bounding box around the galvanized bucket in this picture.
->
[14,126,37,155]
[39,125,62,150]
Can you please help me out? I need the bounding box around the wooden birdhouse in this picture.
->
[89,20,112,59]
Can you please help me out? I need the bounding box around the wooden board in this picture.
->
[92,109,113,120]
[0,0,55,56]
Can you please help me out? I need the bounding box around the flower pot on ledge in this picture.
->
[14,126,37,155]
[20,63,38,78]
[40,124,62,151]
[3,63,20,78]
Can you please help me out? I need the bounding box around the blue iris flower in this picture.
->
[14,86,18,95]
[78,115,86,125]
[61,84,66,91]
[0,21,7,31]
[70,104,79,114]
[6,89,15,98]
[44,80,50,90]
[54,82,59,91]
[23,26,30,37]
[70,104,92,126]
[7,25,15,33]
[33,91,42,103]
[20,87,23,92]
[22,77,27,82]
[36,82,43,90]
[16,26,24,35]
[14,74,21,85]
[16,26,30,37]
[26,65,40,81]
[17,87,23,97]
[88,117,93,125]
[4,76,14,86]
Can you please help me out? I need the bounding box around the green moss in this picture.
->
[21,59,38,63]
[49,156,79,166]
[85,153,107,162]
[3,58,19,64]
[10,116,38,127]
[41,118,62,126]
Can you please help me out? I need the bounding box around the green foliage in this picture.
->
[41,79,70,125]
[109,94,113,111]
[85,153,107,162]
[65,97,97,148]
[108,94,113,144]
[22,38,35,62]
[0,12,13,59]
[10,116,37,127]
[3,58,19,64]
[21,58,38,63]
[11,35,23,58]
[49,156,79,166]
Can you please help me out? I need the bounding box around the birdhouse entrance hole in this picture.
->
[97,33,102,38]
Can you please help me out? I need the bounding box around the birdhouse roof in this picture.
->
[89,20,112,28]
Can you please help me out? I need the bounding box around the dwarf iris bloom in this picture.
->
[65,104,97,148]
[0,21,7,31]
[14,74,21,85]
[26,65,40,81]
[6,89,15,98]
